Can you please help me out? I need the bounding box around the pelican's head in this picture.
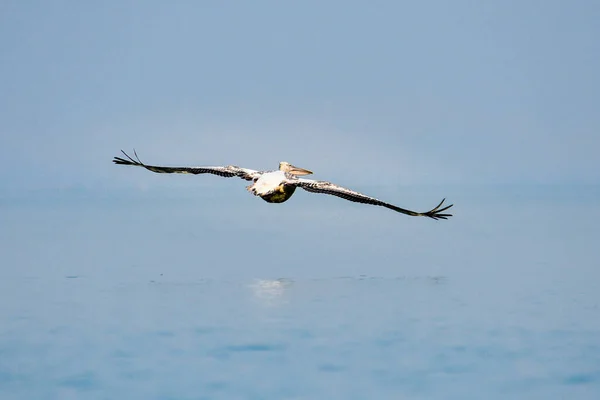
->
[279,161,313,176]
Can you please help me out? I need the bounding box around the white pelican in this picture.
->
[113,150,453,220]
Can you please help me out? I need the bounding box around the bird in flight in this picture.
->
[113,150,453,220]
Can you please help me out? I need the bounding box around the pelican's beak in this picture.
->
[289,165,313,176]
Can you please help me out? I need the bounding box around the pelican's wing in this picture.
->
[294,179,453,220]
[113,150,260,181]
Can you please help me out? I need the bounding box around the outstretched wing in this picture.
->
[295,179,453,220]
[113,150,261,181]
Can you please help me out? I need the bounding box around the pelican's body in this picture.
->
[113,150,453,220]
[250,171,298,203]
[247,162,313,203]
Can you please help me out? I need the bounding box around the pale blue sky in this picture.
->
[1,0,599,193]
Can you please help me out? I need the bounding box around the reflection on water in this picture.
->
[249,278,293,306]
[248,276,448,308]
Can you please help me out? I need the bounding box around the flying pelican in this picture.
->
[113,150,453,220]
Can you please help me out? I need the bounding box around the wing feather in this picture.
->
[113,150,260,181]
[295,179,453,220]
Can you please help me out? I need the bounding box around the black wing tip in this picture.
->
[113,157,131,165]
[424,198,454,220]
[113,149,144,166]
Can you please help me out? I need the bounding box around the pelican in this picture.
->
[113,150,453,220]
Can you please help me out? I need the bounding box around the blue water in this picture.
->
[1,185,599,399]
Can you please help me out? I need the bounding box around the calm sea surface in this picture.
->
[1,185,599,399]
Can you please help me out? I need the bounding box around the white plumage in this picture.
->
[251,171,288,196]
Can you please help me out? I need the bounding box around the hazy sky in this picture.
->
[1,1,599,193]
